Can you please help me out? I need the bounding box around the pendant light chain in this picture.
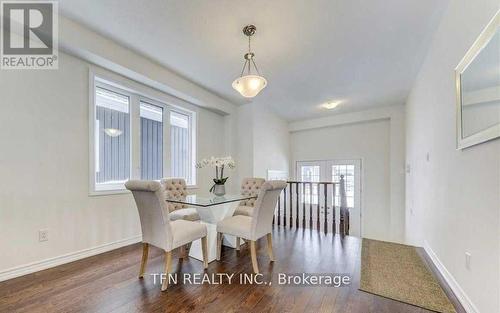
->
[248,36,252,74]
[243,30,261,75]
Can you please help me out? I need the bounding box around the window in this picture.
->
[140,102,163,180]
[90,75,196,194]
[170,110,195,185]
[94,86,131,191]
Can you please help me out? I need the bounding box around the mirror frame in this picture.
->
[455,11,500,149]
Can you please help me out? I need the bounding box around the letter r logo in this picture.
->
[2,2,54,55]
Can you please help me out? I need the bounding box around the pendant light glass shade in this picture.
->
[232,74,267,98]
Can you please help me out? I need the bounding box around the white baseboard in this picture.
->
[0,235,142,282]
[423,240,479,313]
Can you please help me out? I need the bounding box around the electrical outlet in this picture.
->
[39,229,48,242]
[465,252,471,270]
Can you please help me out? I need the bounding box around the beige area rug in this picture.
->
[360,239,456,313]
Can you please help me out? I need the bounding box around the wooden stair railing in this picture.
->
[272,175,349,235]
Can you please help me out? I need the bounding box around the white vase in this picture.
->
[213,184,226,196]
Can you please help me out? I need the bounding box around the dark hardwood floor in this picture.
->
[0,228,464,313]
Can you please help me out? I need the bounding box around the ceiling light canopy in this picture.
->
[322,101,342,110]
[232,25,267,98]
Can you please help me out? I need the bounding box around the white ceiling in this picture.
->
[59,0,448,121]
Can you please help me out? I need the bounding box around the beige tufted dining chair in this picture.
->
[161,178,200,222]
[233,178,266,217]
[216,181,287,273]
[125,180,208,291]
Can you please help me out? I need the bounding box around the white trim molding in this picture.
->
[423,241,480,313]
[0,236,141,282]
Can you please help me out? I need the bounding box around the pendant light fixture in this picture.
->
[232,25,267,98]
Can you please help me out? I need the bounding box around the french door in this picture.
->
[296,159,361,237]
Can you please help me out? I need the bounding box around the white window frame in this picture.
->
[89,71,197,195]
[89,79,133,195]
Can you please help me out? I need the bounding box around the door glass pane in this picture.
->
[332,165,355,208]
[300,165,320,182]
[140,102,163,180]
[300,165,320,204]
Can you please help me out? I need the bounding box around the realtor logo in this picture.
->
[1,1,58,69]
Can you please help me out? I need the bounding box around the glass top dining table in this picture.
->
[165,194,256,263]
[166,194,256,207]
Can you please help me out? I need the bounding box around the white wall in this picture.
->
[224,104,253,194]
[225,102,290,193]
[405,1,500,312]
[252,103,290,179]
[0,51,227,279]
[289,106,406,243]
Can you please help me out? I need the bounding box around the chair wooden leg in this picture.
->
[236,237,240,251]
[266,233,275,262]
[161,251,172,291]
[250,240,259,274]
[179,246,186,259]
[139,243,149,278]
[185,242,192,257]
[216,232,222,261]
[201,237,208,269]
